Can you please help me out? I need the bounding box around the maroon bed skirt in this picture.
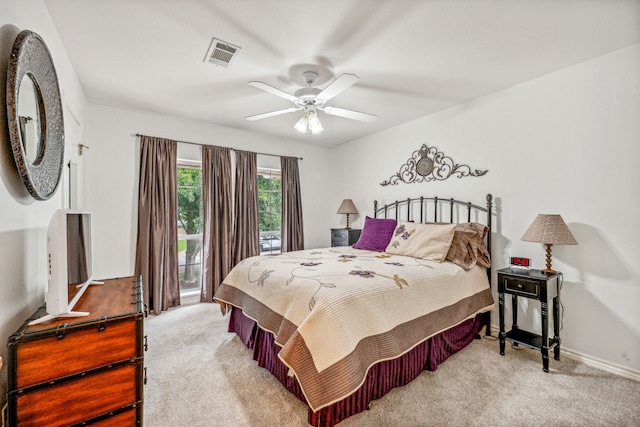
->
[229,307,483,427]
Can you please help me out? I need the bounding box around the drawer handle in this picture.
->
[517,284,523,289]
[144,335,149,351]
[98,316,108,332]
[56,323,69,340]
[143,367,148,385]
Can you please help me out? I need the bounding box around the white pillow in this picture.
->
[385,222,457,261]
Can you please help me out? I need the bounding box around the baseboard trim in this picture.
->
[489,325,640,382]
[561,348,640,382]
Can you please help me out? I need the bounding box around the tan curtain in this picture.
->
[201,145,233,302]
[233,150,259,264]
[134,136,180,314]
[280,156,304,252]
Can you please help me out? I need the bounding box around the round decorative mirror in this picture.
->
[18,73,44,163]
[6,30,64,201]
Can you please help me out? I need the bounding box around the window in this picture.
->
[177,161,203,300]
[258,168,282,254]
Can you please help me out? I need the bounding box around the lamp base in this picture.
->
[543,243,555,274]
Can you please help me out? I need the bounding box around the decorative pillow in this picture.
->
[352,216,397,252]
[455,222,488,239]
[445,222,491,270]
[385,222,457,261]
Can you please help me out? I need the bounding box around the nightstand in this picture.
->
[498,267,562,372]
[330,228,361,247]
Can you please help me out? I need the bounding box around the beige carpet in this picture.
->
[143,303,640,426]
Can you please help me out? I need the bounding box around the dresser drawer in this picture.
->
[14,318,137,388]
[504,277,540,298]
[331,229,348,240]
[331,228,361,247]
[331,229,348,247]
[14,363,138,427]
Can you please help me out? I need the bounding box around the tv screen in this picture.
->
[29,210,95,325]
[65,212,93,309]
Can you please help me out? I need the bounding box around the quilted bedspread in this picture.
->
[213,246,494,411]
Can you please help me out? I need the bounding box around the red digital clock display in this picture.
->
[510,257,531,267]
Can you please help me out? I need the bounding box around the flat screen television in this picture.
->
[29,209,101,325]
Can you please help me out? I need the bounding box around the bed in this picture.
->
[214,194,494,426]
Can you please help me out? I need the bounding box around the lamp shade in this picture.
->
[521,214,577,245]
[337,199,358,214]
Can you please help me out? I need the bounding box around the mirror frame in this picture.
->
[6,30,64,201]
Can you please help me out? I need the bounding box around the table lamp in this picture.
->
[521,214,577,274]
[337,199,358,229]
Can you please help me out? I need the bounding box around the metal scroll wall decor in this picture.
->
[380,143,488,186]
[6,30,65,200]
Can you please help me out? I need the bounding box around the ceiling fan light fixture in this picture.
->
[307,111,324,134]
[294,109,324,135]
[294,115,308,133]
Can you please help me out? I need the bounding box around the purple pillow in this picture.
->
[353,216,398,252]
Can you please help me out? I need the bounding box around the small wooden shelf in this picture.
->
[505,329,543,350]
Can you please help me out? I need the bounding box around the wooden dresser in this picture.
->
[7,276,146,426]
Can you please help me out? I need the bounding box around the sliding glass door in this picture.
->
[177,162,203,301]
[258,168,282,255]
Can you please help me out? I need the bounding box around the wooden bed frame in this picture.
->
[228,193,494,426]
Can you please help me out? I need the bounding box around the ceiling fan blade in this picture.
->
[245,107,302,121]
[316,73,360,102]
[248,81,299,103]
[321,106,377,122]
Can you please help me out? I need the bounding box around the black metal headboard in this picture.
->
[373,193,493,278]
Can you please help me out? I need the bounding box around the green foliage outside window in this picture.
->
[258,175,282,235]
[258,173,281,234]
[177,167,202,285]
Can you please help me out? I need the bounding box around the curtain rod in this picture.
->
[134,133,302,160]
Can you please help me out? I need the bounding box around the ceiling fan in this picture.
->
[246,71,377,135]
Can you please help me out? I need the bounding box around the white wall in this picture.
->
[0,0,88,409]
[83,104,332,280]
[331,44,640,374]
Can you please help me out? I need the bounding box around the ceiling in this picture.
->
[44,0,640,148]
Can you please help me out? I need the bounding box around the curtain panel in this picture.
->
[201,145,233,302]
[233,150,260,264]
[280,156,304,252]
[134,136,180,314]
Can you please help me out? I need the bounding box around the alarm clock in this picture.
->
[510,256,531,270]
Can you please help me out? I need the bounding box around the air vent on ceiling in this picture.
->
[204,38,241,68]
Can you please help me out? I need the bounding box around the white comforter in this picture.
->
[214,246,493,411]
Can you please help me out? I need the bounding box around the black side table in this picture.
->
[330,228,361,247]
[497,267,562,372]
